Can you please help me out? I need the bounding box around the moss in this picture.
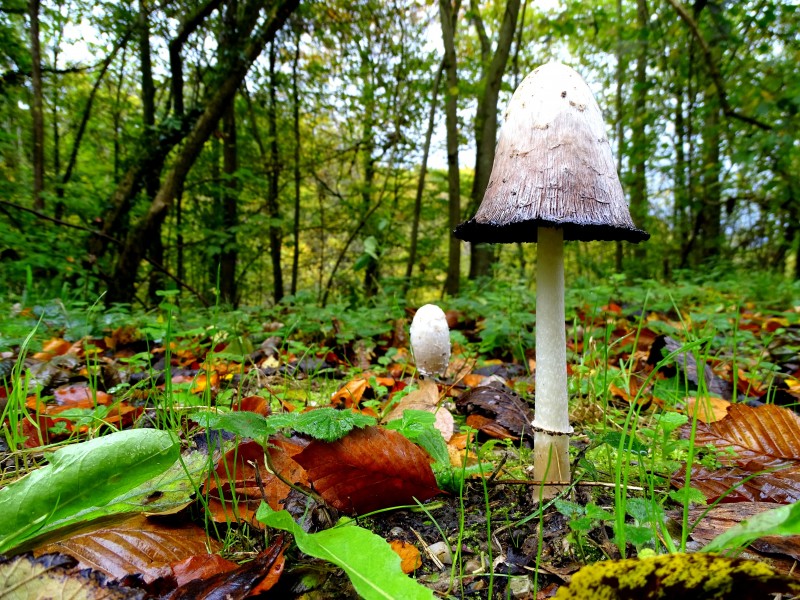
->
[555,553,800,600]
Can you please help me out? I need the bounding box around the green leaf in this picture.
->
[703,502,800,553]
[385,410,448,466]
[292,408,376,442]
[257,504,433,600]
[193,408,375,443]
[0,429,179,554]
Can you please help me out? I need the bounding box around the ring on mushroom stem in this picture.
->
[454,62,649,498]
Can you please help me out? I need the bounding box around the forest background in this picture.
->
[0,0,798,309]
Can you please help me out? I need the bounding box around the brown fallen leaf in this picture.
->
[456,384,533,440]
[36,514,221,584]
[167,534,287,600]
[0,553,143,599]
[294,426,443,515]
[205,437,308,527]
[673,404,800,503]
[684,403,800,470]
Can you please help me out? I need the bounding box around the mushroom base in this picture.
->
[532,430,570,499]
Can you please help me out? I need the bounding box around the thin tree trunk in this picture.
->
[267,40,283,303]
[440,0,461,296]
[290,32,301,296]
[219,99,238,305]
[629,0,649,272]
[614,0,625,273]
[404,60,443,294]
[29,0,45,210]
[466,0,520,280]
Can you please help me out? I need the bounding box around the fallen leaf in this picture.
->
[205,437,308,527]
[168,534,287,599]
[685,404,800,470]
[331,378,369,408]
[36,514,221,584]
[390,539,422,574]
[294,426,442,515]
[455,384,533,440]
[673,404,800,503]
[685,396,730,423]
[0,553,143,599]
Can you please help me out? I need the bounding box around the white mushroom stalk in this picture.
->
[410,304,451,379]
[532,227,571,488]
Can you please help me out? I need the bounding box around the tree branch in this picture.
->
[666,0,771,130]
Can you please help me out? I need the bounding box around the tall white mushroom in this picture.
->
[454,63,649,495]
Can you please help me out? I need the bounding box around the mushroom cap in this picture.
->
[454,62,649,244]
[409,304,450,378]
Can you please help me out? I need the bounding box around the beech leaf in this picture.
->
[294,426,442,515]
[257,505,433,600]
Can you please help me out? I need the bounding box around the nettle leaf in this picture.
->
[386,409,449,466]
[0,429,179,554]
[292,408,376,442]
[194,408,375,443]
[257,505,433,600]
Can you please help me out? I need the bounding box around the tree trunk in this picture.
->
[698,97,722,264]
[404,60,443,294]
[29,0,45,211]
[219,99,239,305]
[614,0,625,274]
[466,0,520,280]
[107,0,298,305]
[290,31,301,296]
[440,0,461,297]
[267,40,283,303]
[628,0,649,273]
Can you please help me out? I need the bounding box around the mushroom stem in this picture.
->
[533,226,571,494]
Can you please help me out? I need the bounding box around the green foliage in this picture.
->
[194,406,376,443]
[0,429,179,554]
[258,504,434,600]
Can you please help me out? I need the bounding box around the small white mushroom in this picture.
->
[409,304,451,378]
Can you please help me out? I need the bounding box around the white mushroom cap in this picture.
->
[410,304,451,378]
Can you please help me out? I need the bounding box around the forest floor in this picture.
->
[2,277,800,598]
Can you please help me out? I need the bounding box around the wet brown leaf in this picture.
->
[673,404,800,503]
[36,514,221,584]
[455,384,533,440]
[205,437,308,527]
[294,426,442,515]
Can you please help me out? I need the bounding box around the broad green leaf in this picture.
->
[258,504,433,600]
[0,429,179,554]
[703,501,800,553]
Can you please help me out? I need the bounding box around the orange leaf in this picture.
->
[294,426,442,515]
[172,553,238,587]
[53,384,111,406]
[685,396,730,423]
[390,539,422,574]
[32,338,72,361]
[331,378,369,408]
